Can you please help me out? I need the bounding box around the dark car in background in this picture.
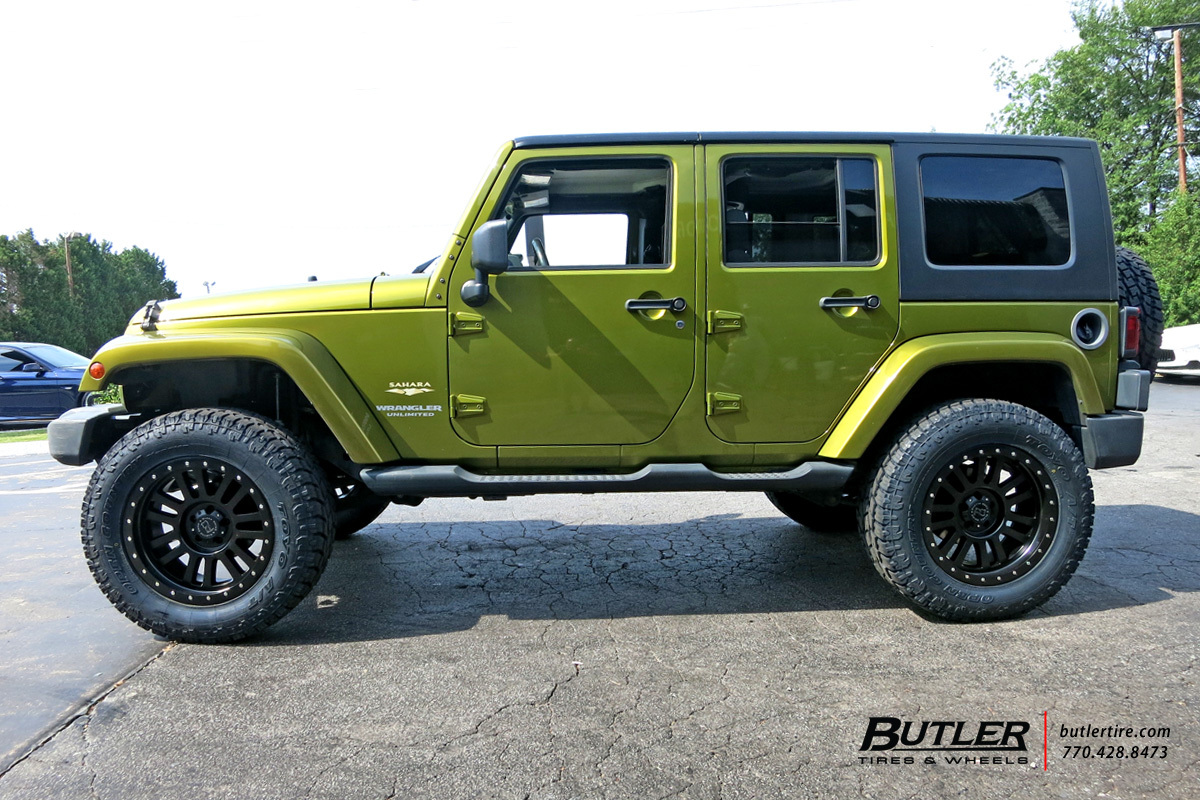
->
[0,343,92,425]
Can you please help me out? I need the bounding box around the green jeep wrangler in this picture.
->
[49,132,1161,643]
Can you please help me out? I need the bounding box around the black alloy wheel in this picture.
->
[124,458,275,604]
[921,447,1057,587]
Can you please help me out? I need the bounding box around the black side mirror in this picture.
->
[461,220,509,307]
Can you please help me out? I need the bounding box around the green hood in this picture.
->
[153,274,429,323]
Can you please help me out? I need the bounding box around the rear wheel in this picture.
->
[331,477,391,539]
[765,491,857,533]
[81,408,334,643]
[860,399,1093,621]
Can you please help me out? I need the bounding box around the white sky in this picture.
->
[1,0,1081,299]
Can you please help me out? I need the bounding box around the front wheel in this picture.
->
[81,409,335,643]
[860,399,1093,621]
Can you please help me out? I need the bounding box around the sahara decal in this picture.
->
[386,381,434,396]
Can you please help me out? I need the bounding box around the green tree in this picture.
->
[0,230,178,356]
[992,0,1200,243]
[1143,190,1200,323]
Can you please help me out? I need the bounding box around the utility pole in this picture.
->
[63,233,76,298]
[1152,23,1200,194]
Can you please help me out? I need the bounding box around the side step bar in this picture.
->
[359,461,853,499]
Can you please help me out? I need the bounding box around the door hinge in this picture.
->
[451,394,487,418]
[450,311,486,336]
[706,392,742,416]
[706,310,744,335]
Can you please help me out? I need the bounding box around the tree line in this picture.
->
[0,230,178,357]
[993,0,1200,326]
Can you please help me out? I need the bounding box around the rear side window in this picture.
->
[921,156,1071,267]
[722,156,879,266]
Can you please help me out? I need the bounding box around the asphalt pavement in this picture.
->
[0,383,1197,799]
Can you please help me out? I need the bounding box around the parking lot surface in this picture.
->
[0,383,1196,798]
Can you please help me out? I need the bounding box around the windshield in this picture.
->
[21,344,90,369]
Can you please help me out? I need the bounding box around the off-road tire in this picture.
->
[81,408,335,643]
[1116,246,1163,373]
[333,480,391,539]
[765,491,858,533]
[860,399,1093,621]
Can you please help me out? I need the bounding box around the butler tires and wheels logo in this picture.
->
[857,717,1033,766]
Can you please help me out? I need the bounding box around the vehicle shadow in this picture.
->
[251,504,1200,646]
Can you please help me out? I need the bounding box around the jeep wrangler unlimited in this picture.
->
[49,132,1161,643]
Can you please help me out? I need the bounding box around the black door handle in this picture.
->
[626,297,687,313]
[819,295,880,310]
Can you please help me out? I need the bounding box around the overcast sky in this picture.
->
[1,0,1082,298]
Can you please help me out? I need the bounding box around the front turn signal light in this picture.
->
[89,362,106,380]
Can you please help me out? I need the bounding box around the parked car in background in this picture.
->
[0,342,92,425]
[1156,324,1200,378]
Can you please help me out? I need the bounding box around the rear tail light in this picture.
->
[1120,307,1141,360]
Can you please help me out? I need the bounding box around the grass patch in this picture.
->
[0,428,48,443]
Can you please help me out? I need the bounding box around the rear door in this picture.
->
[703,144,900,443]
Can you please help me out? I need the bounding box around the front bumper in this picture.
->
[47,404,137,466]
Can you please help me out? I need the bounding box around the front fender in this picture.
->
[818,332,1107,460]
[84,329,399,464]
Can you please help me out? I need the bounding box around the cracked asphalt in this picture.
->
[0,382,1198,799]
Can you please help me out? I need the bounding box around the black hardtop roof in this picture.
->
[512,131,1097,150]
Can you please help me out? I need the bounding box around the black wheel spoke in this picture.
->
[202,557,218,588]
[150,491,184,514]
[1005,488,1035,507]
[156,545,184,566]
[145,509,180,527]
[990,536,1008,563]
[1001,527,1032,544]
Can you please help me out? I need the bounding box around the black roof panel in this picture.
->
[511,131,1096,149]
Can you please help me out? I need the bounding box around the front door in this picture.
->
[446,146,698,446]
[703,144,900,443]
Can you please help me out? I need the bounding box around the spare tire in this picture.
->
[1115,246,1163,373]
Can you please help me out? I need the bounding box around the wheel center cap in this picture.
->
[189,508,227,543]
[963,493,999,530]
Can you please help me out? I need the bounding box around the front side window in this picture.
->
[722,156,879,266]
[921,156,1071,267]
[495,158,670,270]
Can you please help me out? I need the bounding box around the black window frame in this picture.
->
[489,155,675,272]
[720,154,882,268]
[917,154,1075,269]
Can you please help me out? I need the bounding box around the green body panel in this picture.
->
[818,329,1111,460]
[85,328,398,464]
[896,302,1119,405]
[159,278,374,322]
[370,273,432,309]
[703,144,901,444]
[444,145,700,447]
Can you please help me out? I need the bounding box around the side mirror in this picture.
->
[461,220,509,307]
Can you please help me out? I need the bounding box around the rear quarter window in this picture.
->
[921,156,1071,267]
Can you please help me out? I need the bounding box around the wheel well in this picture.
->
[846,361,1083,498]
[113,359,348,466]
